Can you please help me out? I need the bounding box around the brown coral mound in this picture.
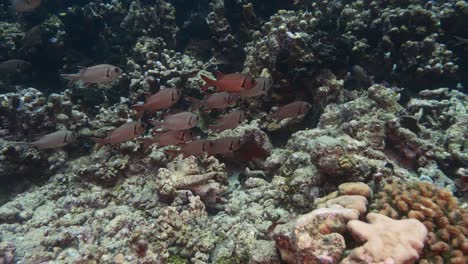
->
[371,182,468,264]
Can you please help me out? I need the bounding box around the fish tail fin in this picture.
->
[186,96,202,110]
[138,138,154,151]
[131,104,145,120]
[60,74,80,87]
[200,74,216,91]
[90,137,106,150]
[149,119,163,129]
[165,149,181,161]
[10,141,30,150]
[454,36,466,46]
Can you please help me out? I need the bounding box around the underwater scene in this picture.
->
[0,0,467,263]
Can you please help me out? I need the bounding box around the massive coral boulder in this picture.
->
[343,213,428,264]
[273,207,359,264]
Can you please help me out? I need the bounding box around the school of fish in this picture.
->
[3,0,313,160]
[12,68,313,161]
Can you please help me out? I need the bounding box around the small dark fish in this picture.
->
[165,139,211,160]
[149,112,198,131]
[13,130,76,149]
[187,92,238,110]
[240,77,272,98]
[206,137,243,156]
[132,88,182,119]
[61,64,122,87]
[12,0,41,13]
[272,101,312,121]
[208,110,246,133]
[0,59,31,74]
[91,121,146,149]
[201,72,256,93]
[139,130,193,150]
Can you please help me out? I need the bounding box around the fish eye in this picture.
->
[196,116,199,120]
[177,90,181,95]
[114,68,121,73]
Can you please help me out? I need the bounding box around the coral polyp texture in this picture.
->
[371,182,468,264]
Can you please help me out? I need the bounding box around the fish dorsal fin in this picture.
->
[143,92,152,101]
[215,71,225,79]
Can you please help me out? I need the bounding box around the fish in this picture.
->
[240,77,272,98]
[206,137,243,156]
[454,36,468,46]
[272,101,312,121]
[139,130,193,150]
[12,0,41,13]
[132,88,182,120]
[200,72,256,93]
[0,59,31,74]
[149,112,198,131]
[90,121,146,149]
[350,65,369,82]
[208,110,246,133]
[165,139,211,160]
[187,92,239,110]
[13,130,77,149]
[60,64,123,87]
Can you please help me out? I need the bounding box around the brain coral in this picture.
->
[370,181,468,264]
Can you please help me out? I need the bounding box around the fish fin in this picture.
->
[90,137,107,150]
[10,141,30,150]
[131,103,145,120]
[165,149,181,161]
[149,119,163,129]
[138,138,154,151]
[200,74,216,91]
[454,36,467,46]
[215,71,225,79]
[60,74,79,87]
[143,92,152,101]
[186,96,202,110]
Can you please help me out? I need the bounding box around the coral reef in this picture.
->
[0,0,467,263]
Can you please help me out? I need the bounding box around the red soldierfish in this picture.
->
[0,59,31,74]
[139,130,193,150]
[272,101,312,121]
[206,137,243,156]
[166,139,211,160]
[240,77,272,98]
[187,92,239,110]
[61,64,123,87]
[208,110,246,133]
[14,130,76,149]
[12,0,41,13]
[149,112,198,131]
[200,72,256,93]
[91,121,146,149]
[132,88,182,120]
